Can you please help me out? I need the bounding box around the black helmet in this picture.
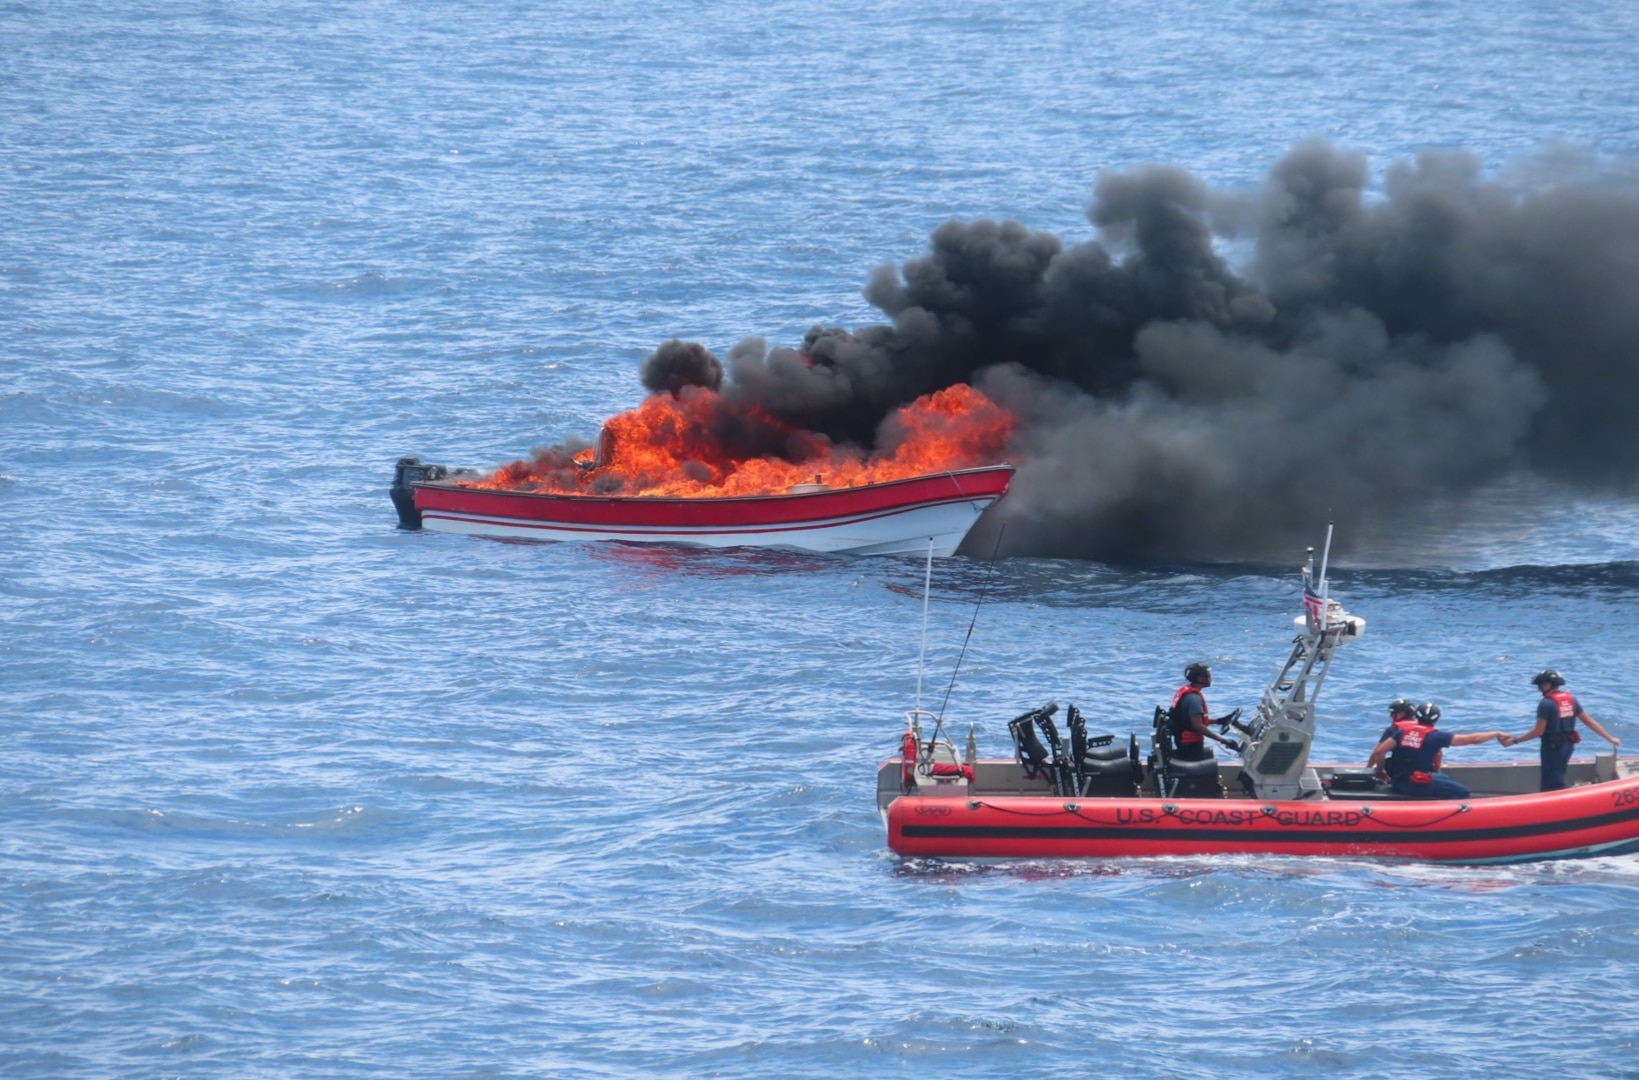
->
[1184,661,1212,685]
[1417,702,1441,726]
[1532,670,1566,688]
[1388,698,1418,718]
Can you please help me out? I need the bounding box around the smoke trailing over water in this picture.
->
[639,141,1639,563]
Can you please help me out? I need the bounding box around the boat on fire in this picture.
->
[879,540,1639,864]
[391,457,1014,557]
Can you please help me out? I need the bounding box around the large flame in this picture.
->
[471,383,1014,497]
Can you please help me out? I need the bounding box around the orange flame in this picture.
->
[471,383,1014,497]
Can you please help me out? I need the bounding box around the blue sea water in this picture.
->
[5,1,1639,1077]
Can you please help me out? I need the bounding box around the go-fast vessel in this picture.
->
[392,457,1014,558]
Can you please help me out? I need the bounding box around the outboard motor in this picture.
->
[390,457,451,530]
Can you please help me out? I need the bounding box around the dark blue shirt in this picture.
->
[1385,724,1454,780]
[1172,689,1207,748]
[1537,693,1582,738]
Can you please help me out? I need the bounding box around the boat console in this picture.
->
[1216,548,1366,800]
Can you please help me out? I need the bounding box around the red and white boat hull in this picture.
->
[410,465,1015,557]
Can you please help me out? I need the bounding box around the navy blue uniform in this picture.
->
[1536,691,1582,792]
[1385,723,1469,799]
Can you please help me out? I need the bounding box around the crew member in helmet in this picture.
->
[1368,699,1507,799]
[1416,703,1446,770]
[1377,698,1424,742]
[1503,671,1619,791]
[1168,662,1241,761]
[1375,701,1448,770]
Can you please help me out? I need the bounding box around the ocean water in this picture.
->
[5,1,1639,1077]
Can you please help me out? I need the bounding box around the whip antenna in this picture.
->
[936,523,1006,724]
[914,536,934,713]
[1318,518,1335,615]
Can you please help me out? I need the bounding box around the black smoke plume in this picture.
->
[640,339,723,396]
[641,140,1639,563]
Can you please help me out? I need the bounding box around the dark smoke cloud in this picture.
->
[640,339,723,395]
[643,140,1639,562]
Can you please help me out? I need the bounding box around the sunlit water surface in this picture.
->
[5,1,1639,1076]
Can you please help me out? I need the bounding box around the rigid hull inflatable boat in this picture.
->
[392,459,1014,558]
[879,540,1639,864]
[881,756,1639,863]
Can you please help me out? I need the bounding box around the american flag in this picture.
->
[1302,581,1326,627]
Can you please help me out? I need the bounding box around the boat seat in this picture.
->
[1009,712,1055,782]
[1071,719,1142,797]
[1169,756,1219,779]
[1082,741,1129,762]
[1158,753,1225,799]
[1078,754,1138,797]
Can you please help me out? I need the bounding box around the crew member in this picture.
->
[1417,703,1446,771]
[1375,701,1445,771]
[1503,671,1619,791]
[1368,700,1507,799]
[1377,698,1423,742]
[1169,662,1240,761]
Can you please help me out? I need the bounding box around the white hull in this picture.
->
[420,496,1000,556]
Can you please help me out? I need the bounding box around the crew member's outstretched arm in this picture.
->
[1578,709,1620,747]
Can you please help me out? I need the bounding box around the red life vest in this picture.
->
[1395,723,1431,750]
[1170,684,1210,746]
[1391,717,1441,769]
[1546,689,1581,742]
[1386,721,1442,778]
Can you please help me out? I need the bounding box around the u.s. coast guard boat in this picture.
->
[879,537,1639,864]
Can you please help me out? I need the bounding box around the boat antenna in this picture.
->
[1317,518,1334,613]
[935,523,1006,725]
[915,536,934,713]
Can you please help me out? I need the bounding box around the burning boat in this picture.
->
[391,383,1017,557]
[880,535,1639,863]
[393,458,1014,557]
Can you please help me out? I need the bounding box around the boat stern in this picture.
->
[390,457,480,530]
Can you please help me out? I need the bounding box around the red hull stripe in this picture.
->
[899,800,1639,846]
[421,490,996,538]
